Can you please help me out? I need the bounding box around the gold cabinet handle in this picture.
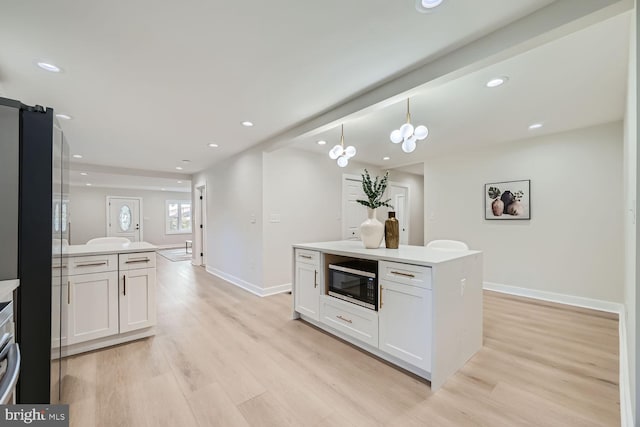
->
[125,258,150,264]
[314,270,318,288]
[299,255,312,259]
[380,285,383,309]
[123,275,126,296]
[336,315,352,324]
[67,280,71,305]
[390,271,415,278]
[76,262,108,267]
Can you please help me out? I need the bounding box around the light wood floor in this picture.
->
[62,256,620,427]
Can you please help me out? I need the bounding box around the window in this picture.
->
[166,200,192,234]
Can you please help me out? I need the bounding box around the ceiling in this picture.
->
[0,1,631,181]
[293,11,631,169]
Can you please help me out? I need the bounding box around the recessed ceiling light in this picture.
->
[177,181,183,184]
[56,114,72,120]
[420,0,443,8]
[72,154,83,159]
[317,140,327,145]
[80,172,88,176]
[528,123,543,130]
[208,143,219,148]
[85,183,92,186]
[37,62,61,72]
[486,77,509,88]
[175,166,183,170]
[383,156,391,161]
[416,0,444,12]
[241,121,254,127]
[161,188,166,191]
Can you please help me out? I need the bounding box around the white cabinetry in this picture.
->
[320,295,378,347]
[378,261,432,372]
[66,257,119,345]
[67,272,119,345]
[294,249,321,321]
[58,247,157,356]
[118,252,157,333]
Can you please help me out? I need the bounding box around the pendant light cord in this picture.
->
[406,98,412,124]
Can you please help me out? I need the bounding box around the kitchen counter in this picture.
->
[293,240,480,266]
[292,240,483,391]
[59,241,157,257]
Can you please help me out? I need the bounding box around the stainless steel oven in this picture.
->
[328,260,378,310]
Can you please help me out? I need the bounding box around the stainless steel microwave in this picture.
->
[328,260,378,310]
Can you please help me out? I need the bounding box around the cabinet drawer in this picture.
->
[68,254,118,275]
[379,261,432,289]
[119,252,156,270]
[295,249,319,266]
[319,295,378,347]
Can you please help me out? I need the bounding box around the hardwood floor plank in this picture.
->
[62,257,620,427]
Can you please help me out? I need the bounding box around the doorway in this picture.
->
[106,196,142,242]
[195,186,206,266]
[388,183,409,245]
[342,175,367,240]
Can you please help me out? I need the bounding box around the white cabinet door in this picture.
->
[294,257,320,321]
[119,268,157,333]
[67,272,119,345]
[378,280,432,371]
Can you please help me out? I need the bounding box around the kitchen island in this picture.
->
[292,240,483,391]
[54,241,157,356]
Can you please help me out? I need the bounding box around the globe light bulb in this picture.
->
[402,139,417,153]
[400,123,414,139]
[329,145,342,160]
[414,125,429,140]
[344,146,356,158]
[337,156,349,167]
[390,129,403,144]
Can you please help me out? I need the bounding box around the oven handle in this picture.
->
[328,264,376,279]
[0,343,20,405]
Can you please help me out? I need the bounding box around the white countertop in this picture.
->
[293,240,480,266]
[0,279,19,299]
[60,241,158,257]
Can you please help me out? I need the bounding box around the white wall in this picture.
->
[262,148,374,289]
[425,122,624,303]
[623,2,637,422]
[69,186,192,246]
[194,146,264,289]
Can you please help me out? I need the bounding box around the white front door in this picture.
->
[343,176,367,240]
[388,184,409,245]
[107,197,141,242]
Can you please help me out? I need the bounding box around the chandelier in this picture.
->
[329,124,356,167]
[389,98,428,153]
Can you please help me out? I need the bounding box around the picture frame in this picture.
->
[484,179,531,220]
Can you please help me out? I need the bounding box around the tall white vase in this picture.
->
[360,208,384,249]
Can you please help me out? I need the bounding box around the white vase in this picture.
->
[360,208,384,249]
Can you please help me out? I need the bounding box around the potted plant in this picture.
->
[356,169,393,248]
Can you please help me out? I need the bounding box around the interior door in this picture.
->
[388,184,409,245]
[107,197,141,242]
[343,177,367,240]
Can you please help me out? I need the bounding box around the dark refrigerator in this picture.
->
[0,96,66,403]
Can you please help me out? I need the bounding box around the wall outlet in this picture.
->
[460,278,466,296]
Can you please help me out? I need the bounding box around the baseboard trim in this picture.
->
[619,305,634,427]
[205,267,291,297]
[483,281,623,314]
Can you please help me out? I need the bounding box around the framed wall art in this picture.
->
[485,180,530,220]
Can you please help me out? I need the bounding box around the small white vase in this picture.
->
[360,208,384,249]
